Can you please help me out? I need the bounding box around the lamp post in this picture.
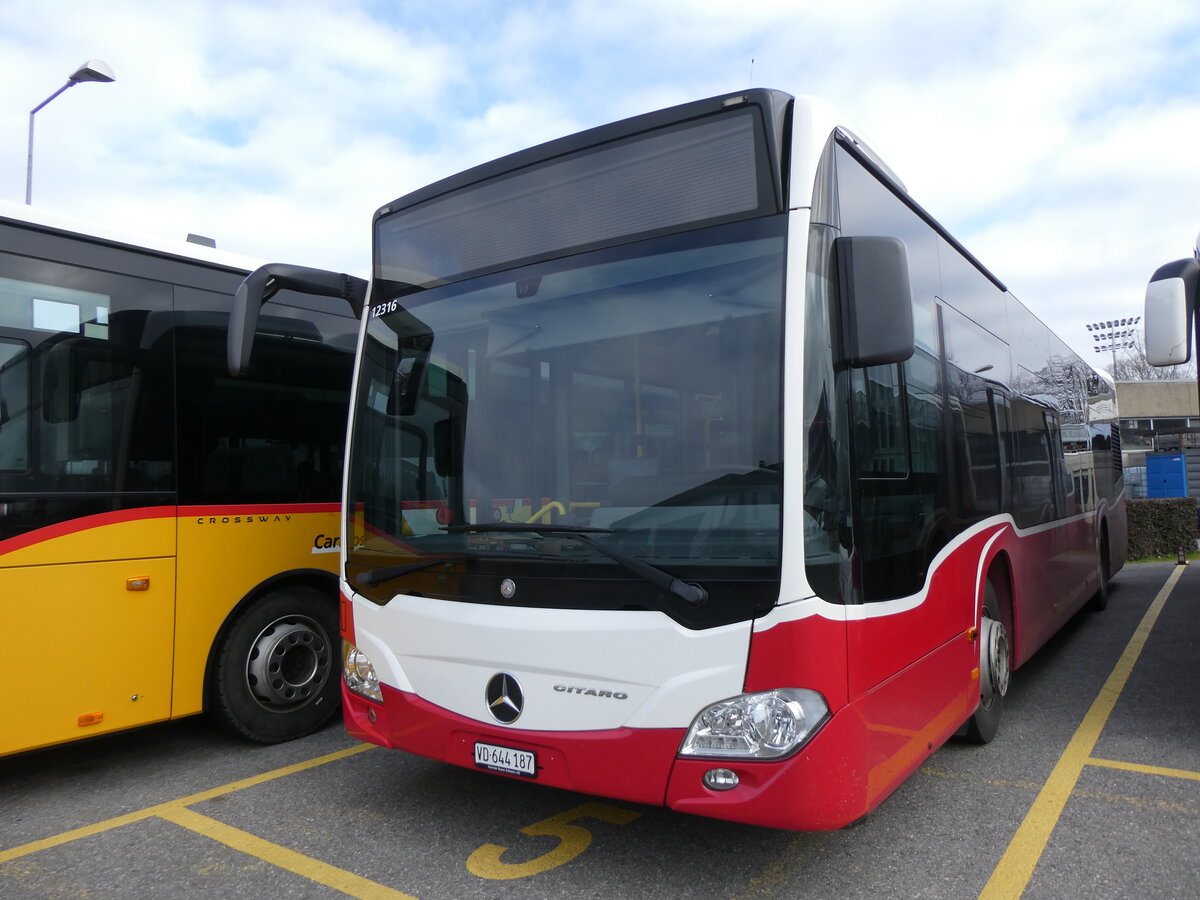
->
[1087,316,1140,377]
[25,59,116,205]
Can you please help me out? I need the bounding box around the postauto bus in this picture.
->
[0,203,356,756]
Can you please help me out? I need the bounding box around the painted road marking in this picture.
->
[979,564,1186,900]
[1087,757,1200,783]
[0,742,412,899]
[160,805,416,899]
[0,743,375,864]
[466,801,641,880]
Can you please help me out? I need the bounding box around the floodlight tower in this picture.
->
[1087,316,1140,376]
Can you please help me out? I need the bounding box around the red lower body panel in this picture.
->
[345,681,917,830]
[344,683,684,807]
[666,706,871,831]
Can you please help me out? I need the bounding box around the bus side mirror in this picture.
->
[42,337,115,423]
[1144,257,1199,366]
[229,264,367,377]
[433,370,469,477]
[833,236,915,368]
[388,356,427,416]
[41,341,80,422]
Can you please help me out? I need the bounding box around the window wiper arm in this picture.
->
[355,556,469,587]
[445,524,708,607]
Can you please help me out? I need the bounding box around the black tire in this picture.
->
[208,584,340,743]
[964,579,1010,744]
[1089,534,1111,612]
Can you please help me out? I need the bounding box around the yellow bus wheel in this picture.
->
[209,584,340,743]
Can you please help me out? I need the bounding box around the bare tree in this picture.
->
[1111,328,1196,382]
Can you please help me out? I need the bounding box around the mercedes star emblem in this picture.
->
[485,672,524,724]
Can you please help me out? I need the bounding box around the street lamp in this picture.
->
[1086,316,1140,376]
[25,59,116,205]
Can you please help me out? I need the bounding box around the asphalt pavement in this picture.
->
[1,559,1197,899]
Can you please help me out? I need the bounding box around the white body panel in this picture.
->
[778,205,816,607]
[352,592,752,730]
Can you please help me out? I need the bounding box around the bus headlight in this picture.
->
[679,689,828,759]
[342,641,382,703]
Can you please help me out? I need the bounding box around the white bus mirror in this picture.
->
[1143,258,1199,366]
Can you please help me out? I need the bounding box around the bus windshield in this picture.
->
[347,216,786,626]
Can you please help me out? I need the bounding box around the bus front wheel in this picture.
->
[209,585,340,743]
[964,579,1010,744]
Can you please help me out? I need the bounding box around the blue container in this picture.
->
[1146,452,1188,498]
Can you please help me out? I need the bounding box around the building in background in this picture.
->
[1117,380,1200,497]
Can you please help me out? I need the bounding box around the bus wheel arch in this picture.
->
[206,571,341,744]
[964,558,1012,744]
[921,525,951,585]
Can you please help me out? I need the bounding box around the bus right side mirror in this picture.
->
[1144,257,1199,366]
[833,235,915,368]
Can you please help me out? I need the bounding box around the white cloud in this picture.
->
[1,0,1198,366]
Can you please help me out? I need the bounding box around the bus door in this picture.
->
[0,258,178,755]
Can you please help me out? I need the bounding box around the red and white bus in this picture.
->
[235,90,1127,829]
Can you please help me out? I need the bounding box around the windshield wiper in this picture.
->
[444,524,708,607]
[355,556,469,587]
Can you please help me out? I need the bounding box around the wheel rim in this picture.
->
[245,615,332,713]
[979,612,1010,709]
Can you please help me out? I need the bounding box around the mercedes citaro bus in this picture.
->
[231,90,1126,829]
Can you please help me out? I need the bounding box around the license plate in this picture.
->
[474,741,537,778]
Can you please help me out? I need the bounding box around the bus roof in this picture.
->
[0,199,263,275]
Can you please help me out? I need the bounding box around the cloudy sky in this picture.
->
[1,0,1197,368]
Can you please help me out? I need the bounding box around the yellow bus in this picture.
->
[0,203,359,755]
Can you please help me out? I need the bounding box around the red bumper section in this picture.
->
[343,682,872,831]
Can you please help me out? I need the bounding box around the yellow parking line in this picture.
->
[160,806,417,900]
[1087,757,1200,783]
[979,564,1184,900]
[0,742,374,864]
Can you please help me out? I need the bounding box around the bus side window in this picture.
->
[0,339,30,473]
[1010,398,1055,526]
[1044,412,1072,516]
[851,363,908,478]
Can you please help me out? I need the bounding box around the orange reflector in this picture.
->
[970,667,980,681]
[967,627,979,642]
[126,576,150,591]
[78,711,104,727]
